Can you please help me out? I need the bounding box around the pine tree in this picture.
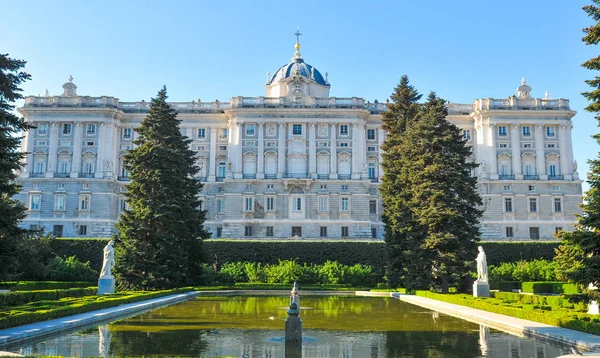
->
[380,76,423,288]
[400,93,481,292]
[0,54,32,281]
[555,2,600,298]
[114,86,209,290]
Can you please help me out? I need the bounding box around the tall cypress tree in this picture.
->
[114,87,209,290]
[555,2,600,298]
[0,54,31,281]
[400,93,481,292]
[380,76,422,288]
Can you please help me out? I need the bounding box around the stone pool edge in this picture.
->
[0,291,202,347]
[390,292,600,352]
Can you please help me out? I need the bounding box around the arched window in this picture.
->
[316,151,330,178]
[337,152,351,179]
[546,153,560,178]
[522,152,536,178]
[57,150,72,177]
[497,153,512,178]
[264,151,277,178]
[243,151,257,179]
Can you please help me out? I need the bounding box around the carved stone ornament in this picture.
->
[317,123,328,137]
[266,123,276,137]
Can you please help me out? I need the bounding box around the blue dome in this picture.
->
[268,57,329,86]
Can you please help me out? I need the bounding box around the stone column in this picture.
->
[566,124,574,180]
[95,123,105,178]
[103,122,116,178]
[559,125,570,179]
[71,123,83,178]
[208,128,217,181]
[308,123,316,178]
[535,124,547,179]
[487,123,498,179]
[352,124,360,179]
[511,125,522,179]
[330,123,337,179]
[46,123,58,178]
[278,123,286,178]
[227,121,237,178]
[378,128,385,181]
[257,123,264,179]
[234,123,243,179]
[22,120,35,176]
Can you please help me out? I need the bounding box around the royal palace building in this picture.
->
[14,39,582,239]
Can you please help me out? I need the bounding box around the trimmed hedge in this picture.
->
[415,291,600,335]
[521,282,581,295]
[489,281,521,292]
[0,281,95,291]
[49,239,560,276]
[0,287,97,308]
[0,288,191,330]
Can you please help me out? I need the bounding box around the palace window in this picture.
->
[216,227,222,238]
[504,197,513,213]
[341,226,349,237]
[62,123,72,135]
[216,199,224,214]
[218,145,228,151]
[529,197,538,213]
[244,197,254,212]
[38,123,48,135]
[266,196,275,211]
[78,225,87,236]
[555,227,563,233]
[197,128,206,139]
[340,142,349,147]
[30,195,41,211]
[266,226,274,237]
[547,143,556,148]
[369,200,377,214]
[367,146,377,152]
[546,126,555,137]
[340,197,350,212]
[320,226,328,237]
[246,124,255,136]
[367,129,376,140]
[79,195,90,211]
[318,196,329,212]
[463,129,471,140]
[341,185,348,191]
[498,126,507,137]
[292,124,302,135]
[523,143,532,148]
[54,195,66,211]
[503,185,511,191]
[498,143,508,148]
[506,227,514,238]
[529,227,540,240]
[86,124,96,136]
[554,198,562,213]
[339,125,349,136]
[219,128,228,140]
[244,225,253,237]
[122,128,132,140]
[320,184,327,190]
[553,185,560,191]
[293,197,302,212]
[528,185,535,191]
[522,126,531,137]
[267,184,274,189]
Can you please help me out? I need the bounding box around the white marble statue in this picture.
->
[476,246,488,282]
[99,240,115,278]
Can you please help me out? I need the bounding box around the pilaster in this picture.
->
[257,123,264,179]
[377,128,384,181]
[46,123,58,178]
[535,124,547,179]
[208,128,217,181]
[559,125,571,180]
[277,123,286,178]
[330,123,337,179]
[308,123,316,179]
[22,121,35,176]
[510,125,522,179]
[487,123,498,180]
[95,123,105,178]
[71,123,83,177]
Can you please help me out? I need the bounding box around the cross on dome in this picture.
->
[294,28,302,52]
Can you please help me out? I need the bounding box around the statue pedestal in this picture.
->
[473,281,490,298]
[589,301,599,315]
[98,277,115,295]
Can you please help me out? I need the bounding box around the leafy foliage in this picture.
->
[554,1,600,300]
[46,256,98,281]
[0,54,32,281]
[489,260,558,282]
[114,87,210,290]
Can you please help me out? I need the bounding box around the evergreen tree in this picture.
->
[114,87,209,290]
[0,54,31,281]
[380,76,423,288]
[400,93,481,292]
[555,2,600,298]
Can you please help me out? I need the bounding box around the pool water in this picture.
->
[5,296,570,357]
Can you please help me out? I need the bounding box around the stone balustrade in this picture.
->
[475,97,570,111]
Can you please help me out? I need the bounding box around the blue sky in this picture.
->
[1,0,597,188]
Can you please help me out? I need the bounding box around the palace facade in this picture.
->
[14,40,582,239]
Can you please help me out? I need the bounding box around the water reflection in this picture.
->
[3,296,570,357]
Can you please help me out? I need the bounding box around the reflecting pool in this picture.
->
[4,296,570,357]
